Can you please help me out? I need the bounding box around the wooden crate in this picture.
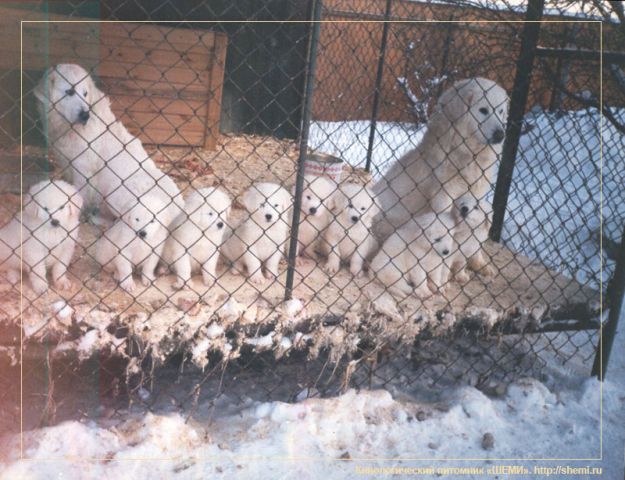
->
[0,7,227,149]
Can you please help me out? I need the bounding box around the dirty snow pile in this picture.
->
[1,334,624,478]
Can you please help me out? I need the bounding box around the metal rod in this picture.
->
[365,0,392,173]
[592,225,625,379]
[536,47,625,64]
[489,0,545,242]
[436,16,455,99]
[284,0,323,301]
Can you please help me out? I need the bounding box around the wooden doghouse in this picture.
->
[0,7,227,150]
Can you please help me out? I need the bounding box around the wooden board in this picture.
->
[0,7,227,149]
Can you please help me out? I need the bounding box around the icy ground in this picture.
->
[309,109,624,292]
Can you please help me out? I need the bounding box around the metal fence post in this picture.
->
[364,0,392,173]
[489,0,545,242]
[285,0,323,300]
[592,225,625,380]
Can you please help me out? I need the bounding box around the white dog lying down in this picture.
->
[447,193,493,283]
[370,212,455,299]
[0,180,82,293]
[222,183,292,285]
[35,63,184,222]
[161,187,231,289]
[322,183,379,277]
[373,77,509,241]
[95,194,172,293]
[292,175,337,265]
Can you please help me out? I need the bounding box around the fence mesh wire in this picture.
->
[0,0,621,434]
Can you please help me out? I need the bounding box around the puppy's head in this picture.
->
[433,77,509,146]
[243,183,292,225]
[34,64,107,130]
[333,183,379,227]
[23,180,83,230]
[295,175,337,219]
[418,212,455,259]
[452,193,489,230]
[122,195,167,240]
[185,187,231,232]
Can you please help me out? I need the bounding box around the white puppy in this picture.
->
[95,194,171,292]
[370,212,455,299]
[448,193,493,283]
[35,64,184,222]
[374,78,509,240]
[222,183,292,285]
[323,183,379,277]
[0,180,82,293]
[292,175,337,265]
[162,187,231,289]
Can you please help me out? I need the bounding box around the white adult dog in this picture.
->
[161,187,231,289]
[370,211,455,299]
[0,180,82,293]
[323,183,379,277]
[95,193,172,293]
[373,77,509,241]
[34,64,184,222]
[292,175,338,265]
[222,183,292,285]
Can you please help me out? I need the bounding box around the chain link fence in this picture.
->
[0,0,621,434]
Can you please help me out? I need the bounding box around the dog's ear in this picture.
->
[68,191,83,219]
[23,193,40,219]
[281,190,292,212]
[33,68,56,104]
[90,82,112,121]
[330,190,347,214]
[242,188,261,213]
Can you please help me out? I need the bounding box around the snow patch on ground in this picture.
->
[2,370,623,478]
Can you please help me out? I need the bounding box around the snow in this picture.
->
[308,120,425,179]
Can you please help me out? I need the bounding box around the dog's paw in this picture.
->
[156,264,169,276]
[455,270,471,284]
[6,270,20,285]
[414,287,431,300]
[30,280,49,295]
[349,266,364,278]
[141,276,154,287]
[55,276,73,290]
[202,275,216,287]
[120,278,136,293]
[250,273,267,286]
[324,260,340,275]
[172,278,186,290]
[479,264,496,278]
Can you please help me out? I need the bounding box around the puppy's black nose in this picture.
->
[460,205,469,218]
[309,206,317,215]
[491,128,505,144]
[265,213,273,222]
[217,221,224,229]
[50,218,60,227]
[138,230,147,238]
[78,109,90,125]
[442,249,450,256]
[351,215,359,223]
